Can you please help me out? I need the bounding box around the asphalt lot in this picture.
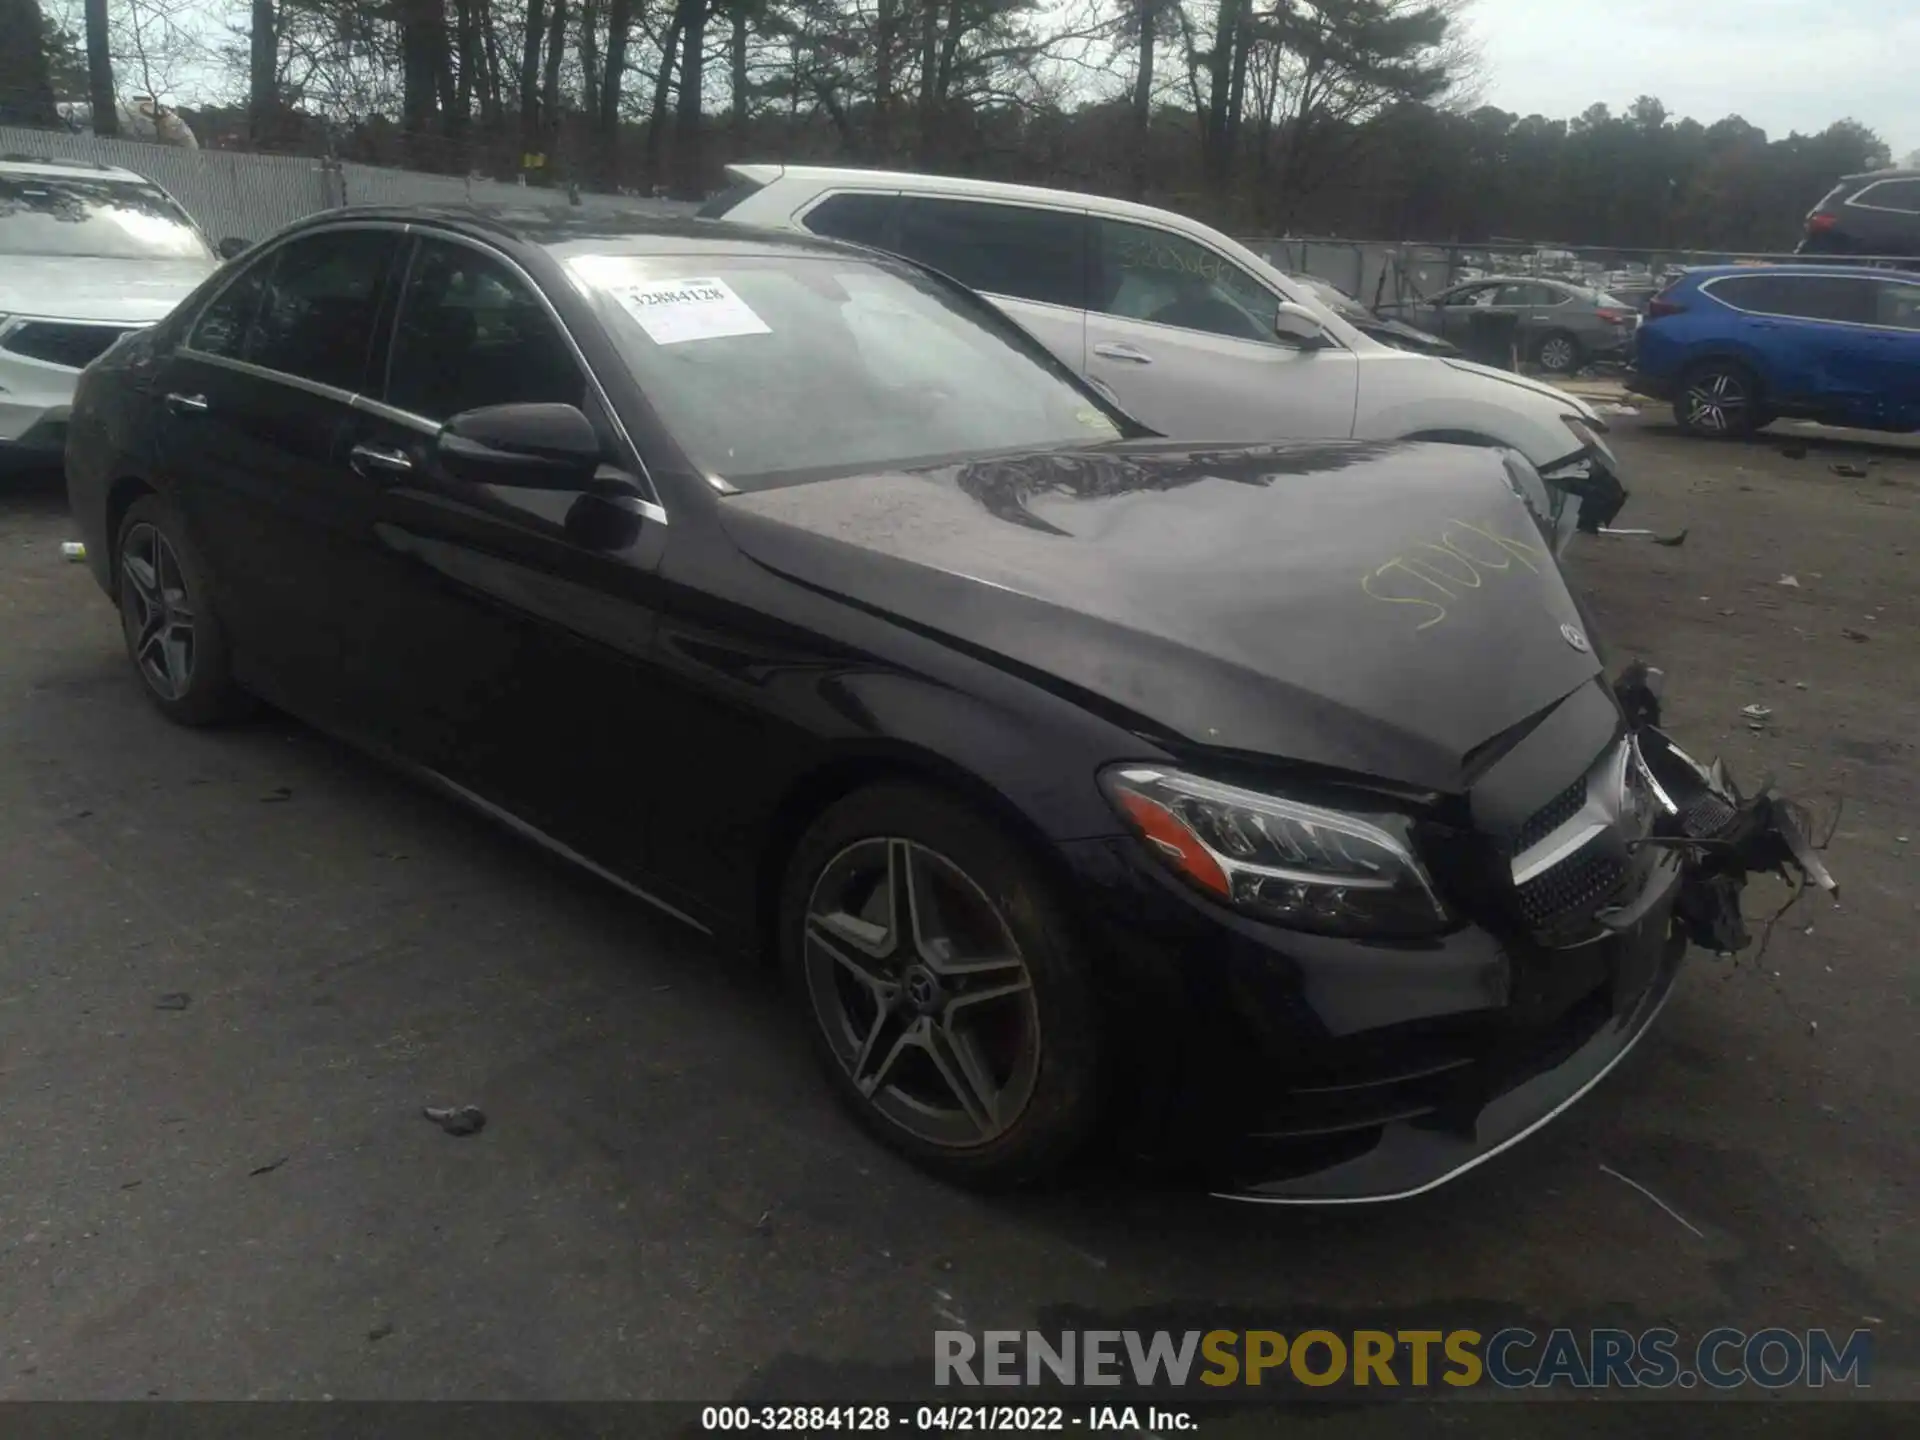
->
[2,418,1916,1427]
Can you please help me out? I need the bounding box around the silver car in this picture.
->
[1380,276,1641,375]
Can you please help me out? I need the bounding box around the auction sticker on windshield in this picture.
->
[611,277,771,345]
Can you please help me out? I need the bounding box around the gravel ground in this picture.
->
[1,418,1914,1430]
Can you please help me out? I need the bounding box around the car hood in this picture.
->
[720,440,1604,792]
[1439,357,1601,423]
[0,255,215,324]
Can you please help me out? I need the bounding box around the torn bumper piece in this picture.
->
[1211,669,1835,1205]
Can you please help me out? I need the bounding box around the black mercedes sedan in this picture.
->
[65,207,1827,1201]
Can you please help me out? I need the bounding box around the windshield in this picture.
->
[0,174,213,260]
[567,250,1127,488]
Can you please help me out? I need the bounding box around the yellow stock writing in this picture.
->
[1361,520,1548,631]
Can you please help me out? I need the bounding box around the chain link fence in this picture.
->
[0,124,696,244]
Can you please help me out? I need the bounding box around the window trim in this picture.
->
[891,191,1092,315]
[178,219,665,523]
[1844,179,1920,216]
[1700,272,1920,332]
[1090,215,1314,348]
[179,219,406,391]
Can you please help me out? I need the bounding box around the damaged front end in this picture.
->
[1613,661,1838,953]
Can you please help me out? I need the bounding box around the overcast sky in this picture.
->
[1466,0,1917,159]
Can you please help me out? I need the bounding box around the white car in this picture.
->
[0,157,218,467]
[702,164,1626,530]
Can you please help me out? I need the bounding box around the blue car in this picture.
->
[1629,265,1920,437]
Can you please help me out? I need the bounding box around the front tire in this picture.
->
[779,782,1103,1189]
[116,494,248,725]
[1674,360,1762,438]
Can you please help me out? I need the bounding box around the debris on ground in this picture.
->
[249,1156,289,1176]
[367,1322,394,1342]
[1831,463,1868,478]
[423,1104,487,1137]
[1598,526,1688,545]
[1780,445,1807,459]
[1795,681,1808,690]
[1741,703,1773,730]
[154,992,191,1011]
[60,541,86,562]
[1599,1163,1705,1238]
[1841,628,1870,642]
[1777,575,1801,587]
[259,786,293,803]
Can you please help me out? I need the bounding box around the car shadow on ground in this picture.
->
[0,462,70,513]
[1636,422,1920,466]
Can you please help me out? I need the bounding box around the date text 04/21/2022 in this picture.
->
[699,1404,1196,1432]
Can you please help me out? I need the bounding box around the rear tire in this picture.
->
[1534,330,1583,374]
[1674,360,1762,439]
[115,494,250,726]
[779,782,1103,1190]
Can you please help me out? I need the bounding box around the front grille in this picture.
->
[1515,774,1587,853]
[1515,850,1626,929]
[1,321,134,370]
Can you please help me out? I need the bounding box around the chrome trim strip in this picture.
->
[417,767,712,935]
[1212,976,1678,1206]
[350,394,438,436]
[176,347,359,405]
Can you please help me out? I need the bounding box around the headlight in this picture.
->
[1561,414,1614,464]
[1101,767,1452,938]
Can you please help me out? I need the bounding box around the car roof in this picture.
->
[1452,274,1583,289]
[283,202,874,260]
[722,161,1254,233]
[1677,263,1919,280]
[0,154,152,183]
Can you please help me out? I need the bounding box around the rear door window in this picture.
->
[801,193,900,248]
[891,198,1086,309]
[245,229,402,391]
[1852,179,1920,214]
[1707,274,1879,324]
[1875,282,1920,330]
[188,259,272,358]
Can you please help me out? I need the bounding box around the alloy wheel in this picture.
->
[801,837,1041,1148]
[1683,370,1748,434]
[120,522,196,701]
[1538,335,1578,373]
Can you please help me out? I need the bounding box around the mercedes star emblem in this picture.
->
[1561,623,1590,653]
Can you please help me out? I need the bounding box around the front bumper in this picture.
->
[1063,677,1831,1204]
[0,348,80,450]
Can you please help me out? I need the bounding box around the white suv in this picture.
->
[0,157,218,466]
[704,164,1627,529]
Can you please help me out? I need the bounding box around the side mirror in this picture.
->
[437,403,604,489]
[1274,301,1329,348]
[217,236,251,260]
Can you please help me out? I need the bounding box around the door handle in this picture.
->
[1093,342,1154,364]
[350,443,413,476]
[165,392,208,415]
